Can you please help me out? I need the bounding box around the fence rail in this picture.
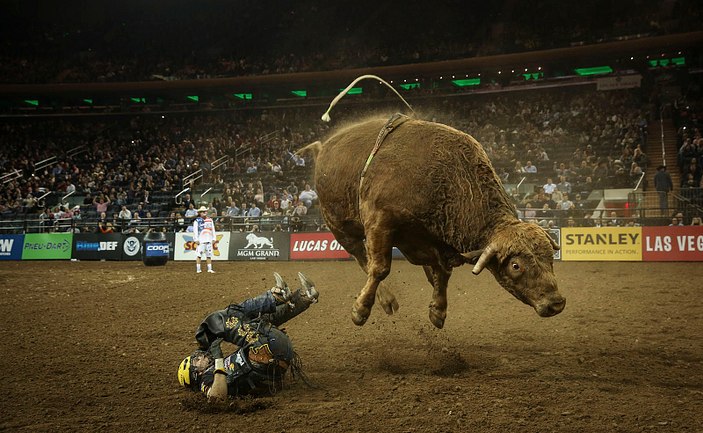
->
[0,214,327,234]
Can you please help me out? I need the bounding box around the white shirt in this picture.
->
[543,183,557,195]
[193,217,216,243]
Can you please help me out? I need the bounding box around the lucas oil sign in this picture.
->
[229,232,289,261]
[290,232,350,260]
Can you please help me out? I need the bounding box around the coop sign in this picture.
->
[560,227,641,261]
[642,227,703,262]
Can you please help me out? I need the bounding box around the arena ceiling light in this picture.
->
[399,83,420,90]
[186,95,199,102]
[232,93,252,100]
[574,66,613,76]
[648,57,685,67]
[340,87,362,95]
[451,78,480,87]
[291,90,307,97]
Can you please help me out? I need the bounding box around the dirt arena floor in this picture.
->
[1,260,701,433]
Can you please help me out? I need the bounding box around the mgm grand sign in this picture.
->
[230,232,290,261]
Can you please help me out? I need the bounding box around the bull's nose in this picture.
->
[538,297,566,317]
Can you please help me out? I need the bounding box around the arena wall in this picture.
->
[1,227,701,262]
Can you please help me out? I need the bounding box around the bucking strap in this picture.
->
[358,113,410,208]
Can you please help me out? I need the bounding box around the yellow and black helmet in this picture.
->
[177,355,196,389]
[178,350,214,390]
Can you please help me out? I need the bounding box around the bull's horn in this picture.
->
[548,235,560,251]
[472,244,498,275]
[540,227,560,250]
[460,249,483,264]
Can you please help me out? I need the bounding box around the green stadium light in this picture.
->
[82,99,93,105]
[24,99,39,106]
[232,93,252,100]
[451,78,481,87]
[291,90,307,97]
[574,66,613,76]
[399,83,420,90]
[186,95,199,102]
[341,87,363,95]
[130,97,146,103]
[522,72,543,81]
[650,57,686,68]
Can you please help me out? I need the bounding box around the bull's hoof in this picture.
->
[351,305,370,326]
[376,288,399,315]
[429,305,446,329]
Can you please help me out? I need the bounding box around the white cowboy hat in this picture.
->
[197,206,208,212]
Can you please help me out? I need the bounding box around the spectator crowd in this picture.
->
[6,83,700,233]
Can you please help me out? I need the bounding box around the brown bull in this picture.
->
[299,115,565,328]
[299,78,564,328]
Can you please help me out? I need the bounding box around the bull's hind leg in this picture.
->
[423,264,452,329]
[328,226,399,316]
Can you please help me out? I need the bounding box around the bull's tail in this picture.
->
[295,140,322,158]
[320,74,415,122]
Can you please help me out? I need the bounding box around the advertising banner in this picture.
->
[121,234,144,261]
[229,232,290,261]
[174,232,230,261]
[642,226,703,261]
[22,233,73,260]
[72,234,123,260]
[560,227,642,261]
[0,234,24,260]
[144,240,170,259]
[120,233,175,261]
[290,232,350,260]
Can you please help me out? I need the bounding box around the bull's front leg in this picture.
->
[352,225,393,326]
[423,265,452,329]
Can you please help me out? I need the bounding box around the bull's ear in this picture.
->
[460,250,483,265]
[472,244,498,275]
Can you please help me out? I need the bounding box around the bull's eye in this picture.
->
[511,262,520,271]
